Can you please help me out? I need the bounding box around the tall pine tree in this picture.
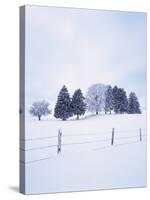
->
[118,88,128,114]
[71,89,86,120]
[112,86,128,114]
[128,92,141,114]
[104,85,113,114]
[112,86,120,113]
[54,85,72,120]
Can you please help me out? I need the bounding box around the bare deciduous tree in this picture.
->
[30,100,51,120]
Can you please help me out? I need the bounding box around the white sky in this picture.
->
[25,6,147,109]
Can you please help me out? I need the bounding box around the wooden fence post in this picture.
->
[57,129,62,154]
[111,128,114,145]
[140,128,142,142]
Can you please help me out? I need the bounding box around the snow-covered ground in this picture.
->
[22,113,147,194]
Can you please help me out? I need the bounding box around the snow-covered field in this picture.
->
[22,113,147,194]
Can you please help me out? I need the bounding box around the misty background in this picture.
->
[25,6,147,110]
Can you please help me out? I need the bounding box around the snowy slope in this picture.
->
[24,142,146,194]
[22,113,147,194]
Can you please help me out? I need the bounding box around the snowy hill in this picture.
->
[22,113,147,194]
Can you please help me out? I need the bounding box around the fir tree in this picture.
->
[54,85,72,120]
[112,86,128,114]
[71,89,86,120]
[104,85,113,114]
[112,86,120,114]
[118,88,128,114]
[128,92,141,114]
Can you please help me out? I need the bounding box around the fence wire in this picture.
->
[20,128,147,164]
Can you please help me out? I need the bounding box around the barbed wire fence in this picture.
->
[20,128,147,164]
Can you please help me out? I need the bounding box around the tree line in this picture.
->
[30,84,141,120]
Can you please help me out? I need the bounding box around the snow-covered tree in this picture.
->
[71,89,86,120]
[112,86,120,113]
[54,85,72,120]
[104,85,113,114]
[119,88,128,113]
[86,84,108,115]
[30,100,51,120]
[112,86,128,114]
[128,92,141,114]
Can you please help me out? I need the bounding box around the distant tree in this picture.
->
[104,85,113,114]
[128,92,141,114]
[54,85,72,120]
[71,89,86,120]
[30,100,51,120]
[112,86,128,114]
[86,84,108,115]
[112,86,120,114]
[119,88,128,113]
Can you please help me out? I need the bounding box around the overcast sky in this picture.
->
[25,6,146,109]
